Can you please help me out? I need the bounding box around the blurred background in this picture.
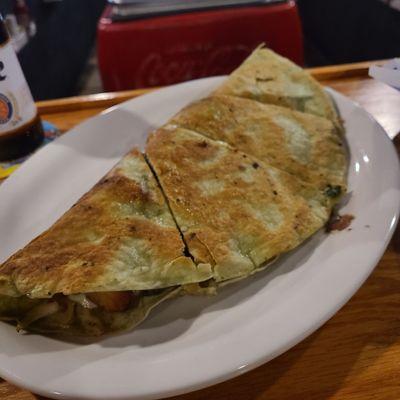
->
[1,0,399,100]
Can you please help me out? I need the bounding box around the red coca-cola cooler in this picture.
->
[97,0,304,91]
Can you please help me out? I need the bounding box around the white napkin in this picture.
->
[369,59,400,90]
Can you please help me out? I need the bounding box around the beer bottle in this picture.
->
[0,13,43,161]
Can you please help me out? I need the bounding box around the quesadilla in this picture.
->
[0,44,348,337]
[0,149,212,335]
[169,95,347,198]
[146,127,332,285]
[214,47,343,131]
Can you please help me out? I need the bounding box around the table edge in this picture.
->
[36,59,386,115]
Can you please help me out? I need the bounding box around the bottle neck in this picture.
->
[0,15,10,46]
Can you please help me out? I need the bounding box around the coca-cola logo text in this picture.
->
[135,44,250,87]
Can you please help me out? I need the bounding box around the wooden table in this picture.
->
[1,61,400,400]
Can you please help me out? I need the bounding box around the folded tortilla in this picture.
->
[0,45,348,337]
[169,95,347,198]
[0,149,212,335]
[214,46,343,131]
[146,127,332,283]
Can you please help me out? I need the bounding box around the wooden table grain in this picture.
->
[1,61,400,400]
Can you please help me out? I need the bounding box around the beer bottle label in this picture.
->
[0,39,36,136]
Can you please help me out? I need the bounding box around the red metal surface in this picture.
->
[97,1,303,91]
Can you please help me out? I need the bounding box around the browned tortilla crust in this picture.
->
[146,127,330,281]
[214,47,343,131]
[0,149,211,298]
[170,95,347,192]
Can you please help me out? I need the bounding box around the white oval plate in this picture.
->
[0,77,399,400]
